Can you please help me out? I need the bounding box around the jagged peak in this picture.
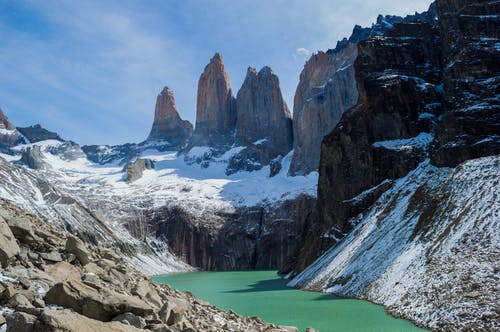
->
[0,107,16,130]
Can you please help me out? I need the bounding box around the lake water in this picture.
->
[152,271,427,332]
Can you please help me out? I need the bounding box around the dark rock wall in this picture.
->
[293,0,500,273]
[152,195,315,271]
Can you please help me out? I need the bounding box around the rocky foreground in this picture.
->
[0,199,296,332]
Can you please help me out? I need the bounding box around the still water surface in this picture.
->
[152,270,427,332]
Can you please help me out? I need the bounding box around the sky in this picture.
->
[0,0,432,145]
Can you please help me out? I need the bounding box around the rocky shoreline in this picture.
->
[0,199,297,332]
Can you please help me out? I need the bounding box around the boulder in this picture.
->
[6,216,37,243]
[65,236,90,266]
[147,87,193,146]
[45,261,81,284]
[125,158,155,183]
[40,251,63,263]
[44,278,154,321]
[0,216,20,267]
[111,312,146,328]
[5,311,37,331]
[35,308,145,331]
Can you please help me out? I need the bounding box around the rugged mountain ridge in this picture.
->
[289,4,438,176]
[287,0,499,330]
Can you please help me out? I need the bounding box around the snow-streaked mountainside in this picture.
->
[0,150,190,275]
[0,138,317,273]
[289,155,499,331]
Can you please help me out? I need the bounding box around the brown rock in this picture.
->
[45,261,81,284]
[147,87,193,146]
[192,53,236,146]
[0,108,15,130]
[65,236,91,265]
[44,278,154,321]
[235,66,293,158]
[36,308,145,332]
[0,215,20,267]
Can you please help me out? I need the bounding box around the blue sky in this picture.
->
[0,0,432,145]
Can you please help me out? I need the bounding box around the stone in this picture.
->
[235,66,293,159]
[166,306,185,326]
[125,158,155,183]
[8,293,34,309]
[0,215,20,267]
[111,312,146,328]
[147,87,193,146]
[192,53,237,147]
[36,308,145,332]
[6,216,37,243]
[131,279,163,308]
[44,278,154,321]
[4,311,37,331]
[45,261,81,284]
[65,236,90,266]
[40,251,63,263]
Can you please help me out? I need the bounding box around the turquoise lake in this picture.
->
[152,270,427,332]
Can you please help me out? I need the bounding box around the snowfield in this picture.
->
[289,155,500,331]
[0,140,317,273]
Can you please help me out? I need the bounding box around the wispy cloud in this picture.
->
[0,0,432,145]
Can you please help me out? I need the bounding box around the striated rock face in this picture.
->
[236,66,293,157]
[192,53,236,147]
[289,44,358,175]
[147,87,193,147]
[289,4,438,176]
[431,0,500,166]
[152,195,315,271]
[294,19,444,272]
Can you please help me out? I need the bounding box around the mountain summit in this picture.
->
[147,86,193,146]
[192,53,237,147]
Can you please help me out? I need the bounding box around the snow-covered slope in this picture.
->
[0,149,191,275]
[0,139,317,272]
[289,156,499,331]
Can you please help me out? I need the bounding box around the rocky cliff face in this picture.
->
[289,0,499,329]
[147,87,193,147]
[225,67,293,174]
[289,4,438,176]
[294,19,444,272]
[236,66,293,155]
[152,195,315,271]
[191,53,236,147]
[431,0,500,166]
